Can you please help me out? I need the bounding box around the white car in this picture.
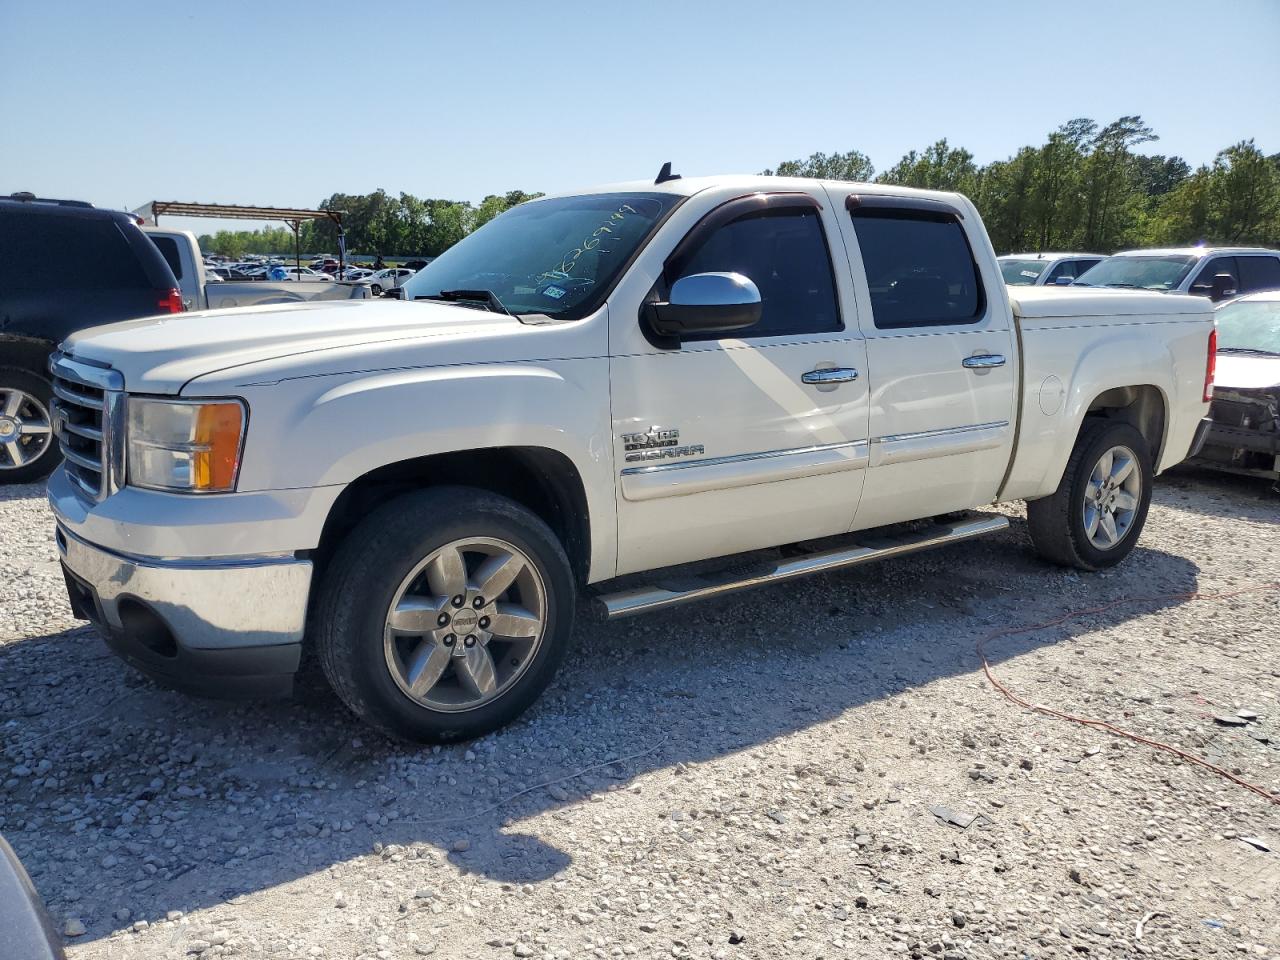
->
[999,252,1104,287]
[1074,247,1280,301]
[340,267,374,281]
[280,267,334,282]
[360,268,415,294]
[50,172,1214,743]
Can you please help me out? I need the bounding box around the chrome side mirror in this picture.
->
[646,272,762,337]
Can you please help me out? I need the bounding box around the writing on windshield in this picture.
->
[535,202,642,286]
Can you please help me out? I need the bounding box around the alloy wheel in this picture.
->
[1082,444,1141,550]
[383,537,547,712]
[0,388,54,471]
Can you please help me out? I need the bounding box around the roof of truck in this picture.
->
[536,173,967,206]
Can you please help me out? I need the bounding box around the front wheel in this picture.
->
[370,283,383,295]
[313,487,576,742]
[1027,419,1154,570]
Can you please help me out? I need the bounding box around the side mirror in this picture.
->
[645,272,762,337]
[1209,273,1238,302]
[1054,276,1074,285]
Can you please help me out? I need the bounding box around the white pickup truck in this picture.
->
[144,228,371,311]
[48,173,1215,742]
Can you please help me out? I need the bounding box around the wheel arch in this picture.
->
[0,335,57,377]
[310,445,593,588]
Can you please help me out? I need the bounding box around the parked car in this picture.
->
[0,837,64,960]
[0,193,182,483]
[49,173,1214,742]
[145,228,366,310]
[1191,291,1280,488]
[1074,247,1280,301]
[274,266,335,282]
[360,267,415,295]
[998,252,1104,286]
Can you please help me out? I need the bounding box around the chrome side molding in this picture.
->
[595,513,1009,619]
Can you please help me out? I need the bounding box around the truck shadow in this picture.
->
[1,517,1204,942]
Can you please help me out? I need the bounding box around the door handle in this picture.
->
[801,367,859,385]
[962,354,1006,369]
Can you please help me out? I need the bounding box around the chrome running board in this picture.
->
[595,513,1009,619]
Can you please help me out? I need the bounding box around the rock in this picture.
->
[451,838,471,853]
[1019,758,1033,771]
[855,896,869,909]
[951,912,966,928]
[513,943,533,957]
[188,940,211,954]
[63,919,86,937]
[728,930,746,945]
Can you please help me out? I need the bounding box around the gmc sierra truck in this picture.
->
[48,173,1215,742]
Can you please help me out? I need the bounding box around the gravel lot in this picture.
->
[2,468,1278,960]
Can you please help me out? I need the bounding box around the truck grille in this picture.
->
[49,353,125,501]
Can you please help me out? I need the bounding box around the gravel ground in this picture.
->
[2,468,1278,960]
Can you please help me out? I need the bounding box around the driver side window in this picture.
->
[672,208,842,339]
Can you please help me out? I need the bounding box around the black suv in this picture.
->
[0,193,182,484]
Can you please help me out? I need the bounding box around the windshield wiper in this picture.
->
[419,289,515,316]
[1104,282,1138,288]
[1218,346,1280,357]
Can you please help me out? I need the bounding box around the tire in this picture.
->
[1027,418,1154,571]
[370,284,383,296]
[313,487,576,742]
[0,366,60,485]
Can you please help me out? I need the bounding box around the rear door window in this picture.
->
[150,235,184,279]
[849,209,984,329]
[0,210,150,294]
[1237,255,1280,293]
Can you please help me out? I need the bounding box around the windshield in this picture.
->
[401,192,682,316]
[1073,255,1197,290]
[1216,300,1280,354]
[1000,258,1049,285]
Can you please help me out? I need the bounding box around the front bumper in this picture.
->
[56,523,311,698]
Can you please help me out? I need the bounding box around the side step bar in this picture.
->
[596,513,1009,620]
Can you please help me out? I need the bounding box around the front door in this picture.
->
[610,191,870,576]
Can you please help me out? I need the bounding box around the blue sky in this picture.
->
[3,0,1278,236]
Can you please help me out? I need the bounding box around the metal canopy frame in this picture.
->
[136,201,347,276]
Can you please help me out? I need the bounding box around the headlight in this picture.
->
[126,398,246,493]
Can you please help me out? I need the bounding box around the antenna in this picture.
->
[655,162,681,185]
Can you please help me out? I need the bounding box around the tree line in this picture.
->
[199,115,1278,259]
[197,189,542,259]
[764,116,1280,253]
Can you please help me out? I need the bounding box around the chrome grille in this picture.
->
[49,352,125,500]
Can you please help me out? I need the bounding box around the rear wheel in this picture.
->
[1027,419,1153,570]
[313,487,576,742]
[0,367,59,485]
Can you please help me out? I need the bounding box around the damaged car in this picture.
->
[1195,291,1280,489]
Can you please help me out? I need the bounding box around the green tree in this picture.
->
[877,139,978,195]
[1080,115,1157,250]
[761,150,875,182]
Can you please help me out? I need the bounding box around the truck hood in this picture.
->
[1215,353,1280,391]
[61,299,557,393]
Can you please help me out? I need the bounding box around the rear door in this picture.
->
[827,190,1016,529]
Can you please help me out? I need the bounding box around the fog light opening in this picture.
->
[117,598,178,658]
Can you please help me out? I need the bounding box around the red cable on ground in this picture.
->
[976,582,1280,806]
